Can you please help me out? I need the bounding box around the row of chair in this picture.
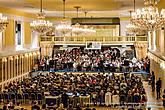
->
[0,93,43,104]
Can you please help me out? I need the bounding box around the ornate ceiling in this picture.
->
[0,0,163,18]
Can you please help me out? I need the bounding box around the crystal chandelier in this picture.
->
[46,26,55,36]
[82,12,96,35]
[126,0,142,35]
[126,23,139,34]
[0,13,8,32]
[83,25,96,34]
[56,0,72,35]
[131,0,165,31]
[72,23,84,35]
[72,6,84,35]
[30,0,53,35]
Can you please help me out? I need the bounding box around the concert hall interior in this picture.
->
[0,0,165,110]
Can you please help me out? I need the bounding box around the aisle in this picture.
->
[143,81,164,110]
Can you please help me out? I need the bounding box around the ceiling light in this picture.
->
[131,0,165,31]
[30,0,53,35]
[0,13,8,32]
[72,6,84,35]
[56,0,72,36]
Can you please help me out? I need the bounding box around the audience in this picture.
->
[31,101,40,110]
[2,72,146,109]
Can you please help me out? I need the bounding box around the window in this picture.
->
[15,21,22,46]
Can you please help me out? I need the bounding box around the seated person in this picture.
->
[31,101,40,110]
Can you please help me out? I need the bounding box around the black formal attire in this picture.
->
[31,104,40,110]
[62,93,69,108]
[163,93,165,108]
[151,75,155,92]
[156,79,162,99]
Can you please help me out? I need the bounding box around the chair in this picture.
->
[23,93,29,104]
[17,94,23,104]
[0,93,3,103]
[3,93,9,103]
[30,93,36,104]
[37,93,42,104]
[10,93,16,103]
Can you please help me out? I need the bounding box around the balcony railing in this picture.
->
[40,36,147,45]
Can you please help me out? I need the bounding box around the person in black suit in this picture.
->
[151,71,155,92]
[61,92,69,108]
[31,101,40,110]
[156,78,162,100]
[162,89,165,108]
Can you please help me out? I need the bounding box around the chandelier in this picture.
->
[72,6,84,35]
[46,26,55,36]
[126,23,139,34]
[82,12,96,35]
[131,0,165,31]
[83,25,96,34]
[56,0,72,35]
[0,13,8,32]
[30,0,53,35]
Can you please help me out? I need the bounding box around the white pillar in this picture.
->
[7,58,10,80]
[148,31,156,51]
[148,31,152,50]
[160,29,164,54]
[2,61,4,91]
[152,31,156,51]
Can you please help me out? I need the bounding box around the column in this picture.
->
[32,54,34,68]
[16,57,18,77]
[26,55,28,73]
[28,55,29,72]
[148,31,152,50]
[148,31,156,51]
[7,58,10,80]
[29,55,30,72]
[10,57,13,79]
[156,29,160,51]
[5,58,7,82]
[21,56,25,75]
[2,60,4,91]
[24,55,27,73]
[160,28,165,54]
[45,45,47,56]
[30,55,32,71]
[13,57,16,78]
[19,56,21,76]
[152,31,156,51]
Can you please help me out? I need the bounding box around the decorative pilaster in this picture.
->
[148,31,156,51]
[134,42,148,60]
